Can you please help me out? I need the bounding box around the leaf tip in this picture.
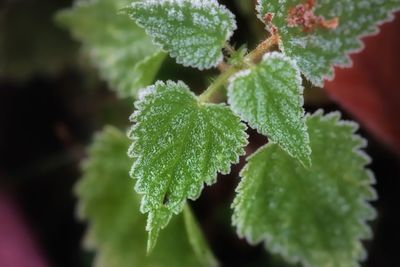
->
[146,229,158,254]
[300,154,312,169]
[117,6,131,16]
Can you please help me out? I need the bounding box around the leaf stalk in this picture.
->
[199,33,280,103]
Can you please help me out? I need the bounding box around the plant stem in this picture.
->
[199,65,238,103]
[246,33,280,63]
[199,34,280,103]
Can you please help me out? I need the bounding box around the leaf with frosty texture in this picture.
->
[128,81,248,251]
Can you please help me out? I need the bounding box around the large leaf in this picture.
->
[232,110,377,267]
[77,126,215,267]
[56,0,166,98]
[257,0,400,86]
[228,52,311,167]
[128,81,248,251]
[125,0,237,70]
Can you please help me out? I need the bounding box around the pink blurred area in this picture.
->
[325,12,400,153]
[0,191,50,267]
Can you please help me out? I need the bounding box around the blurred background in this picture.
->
[1,0,399,266]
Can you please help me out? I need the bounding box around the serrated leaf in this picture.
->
[128,81,248,251]
[232,110,377,267]
[56,0,166,98]
[77,126,215,267]
[125,0,237,70]
[256,0,400,86]
[228,52,311,167]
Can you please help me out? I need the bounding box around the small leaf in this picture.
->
[256,0,400,86]
[77,126,214,267]
[125,0,237,70]
[232,110,377,267]
[128,81,248,251]
[56,0,166,98]
[228,52,311,167]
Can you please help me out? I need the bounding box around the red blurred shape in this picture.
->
[325,12,400,153]
[0,192,50,267]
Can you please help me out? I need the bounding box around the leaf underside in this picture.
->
[257,0,400,86]
[232,110,377,267]
[56,0,166,98]
[126,0,237,70]
[228,52,311,167]
[128,81,247,251]
[76,126,213,267]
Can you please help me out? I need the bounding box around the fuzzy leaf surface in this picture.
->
[228,52,310,166]
[77,126,214,267]
[125,0,237,69]
[232,111,377,267]
[128,81,247,251]
[56,0,166,98]
[257,0,400,86]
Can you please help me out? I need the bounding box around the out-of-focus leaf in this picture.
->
[56,0,166,98]
[78,126,214,267]
[183,206,218,267]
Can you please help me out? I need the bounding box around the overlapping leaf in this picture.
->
[77,126,215,267]
[125,0,237,69]
[128,81,247,251]
[56,0,166,98]
[257,0,400,86]
[232,110,377,267]
[228,52,310,166]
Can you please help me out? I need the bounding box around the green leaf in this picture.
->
[228,52,311,167]
[125,0,237,70]
[183,206,219,267]
[232,110,377,267]
[128,81,248,251]
[256,0,400,86]
[77,126,215,267]
[133,51,167,91]
[56,0,166,98]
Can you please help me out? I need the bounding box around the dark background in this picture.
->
[1,1,399,267]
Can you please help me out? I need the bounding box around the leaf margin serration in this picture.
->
[227,51,311,167]
[255,0,400,87]
[128,80,248,251]
[127,0,237,70]
[232,109,377,267]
